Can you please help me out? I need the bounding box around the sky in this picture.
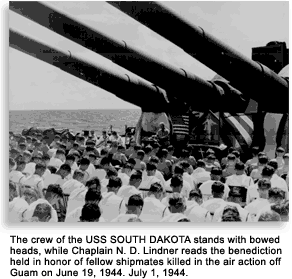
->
[9,1,289,110]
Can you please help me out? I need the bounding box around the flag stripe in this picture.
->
[232,115,254,141]
[211,111,241,149]
[224,113,252,146]
[171,115,189,135]
[237,114,254,130]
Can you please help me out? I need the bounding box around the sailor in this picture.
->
[199,167,230,202]
[65,189,103,223]
[245,178,272,220]
[43,163,71,188]
[78,158,95,181]
[48,149,65,169]
[41,154,52,179]
[267,160,289,200]
[179,161,195,189]
[221,147,235,168]
[20,163,46,199]
[22,152,38,176]
[9,159,26,195]
[64,154,78,174]
[201,181,228,217]
[250,155,269,181]
[68,142,80,155]
[148,156,166,188]
[109,131,123,146]
[222,154,237,178]
[160,193,188,222]
[66,177,101,216]
[184,189,212,222]
[246,165,287,203]
[128,144,141,160]
[100,177,126,222]
[204,154,220,172]
[225,162,254,206]
[139,162,162,198]
[62,170,85,196]
[44,184,66,222]
[18,142,27,155]
[156,122,170,147]
[192,160,211,185]
[213,201,251,222]
[219,205,242,222]
[113,145,127,165]
[278,153,289,178]
[22,198,58,223]
[157,149,172,180]
[245,147,260,170]
[254,188,287,222]
[275,147,285,169]
[117,171,142,204]
[111,194,144,222]
[166,145,178,164]
[79,203,103,222]
[9,184,30,222]
[232,150,241,163]
[90,130,98,142]
[117,163,132,186]
[134,150,146,171]
[162,175,186,207]
[165,165,191,199]
[140,182,169,222]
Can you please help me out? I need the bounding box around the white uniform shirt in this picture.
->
[247,175,289,203]
[117,185,142,204]
[9,170,25,184]
[20,174,45,199]
[139,196,169,222]
[270,174,289,200]
[185,201,212,222]
[66,186,87,216]
[201,198,227,215]
[48,157,63,169]
[23,162,36,176]
[183,172,195,189]
[61,179,84,195]
[212,201,252,222]
[164,179,191,199]
[192,169,211,185]
[9,197,29,222]
[245,198,270,221]
[22,199,58,222]
[99,192,126,222]
[199,180,230,201]
[118,172,130,186]
[139,176,161,199]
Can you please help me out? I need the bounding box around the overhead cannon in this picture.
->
[9,28,169,112]
[108,1,289,114]
[10,1,251,113]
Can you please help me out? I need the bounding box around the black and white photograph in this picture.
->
[8,1,289,223]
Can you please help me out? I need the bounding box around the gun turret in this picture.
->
[108,1,289,113]
[10,1,252,113]
[9,28,169,112]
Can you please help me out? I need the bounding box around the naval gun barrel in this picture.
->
[10,1,250,113]
[9,28,169,112]
[108,1,289,113]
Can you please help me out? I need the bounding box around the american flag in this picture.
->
[187,111,254,151]
[170,115,190,136]
[220,112,254,149]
